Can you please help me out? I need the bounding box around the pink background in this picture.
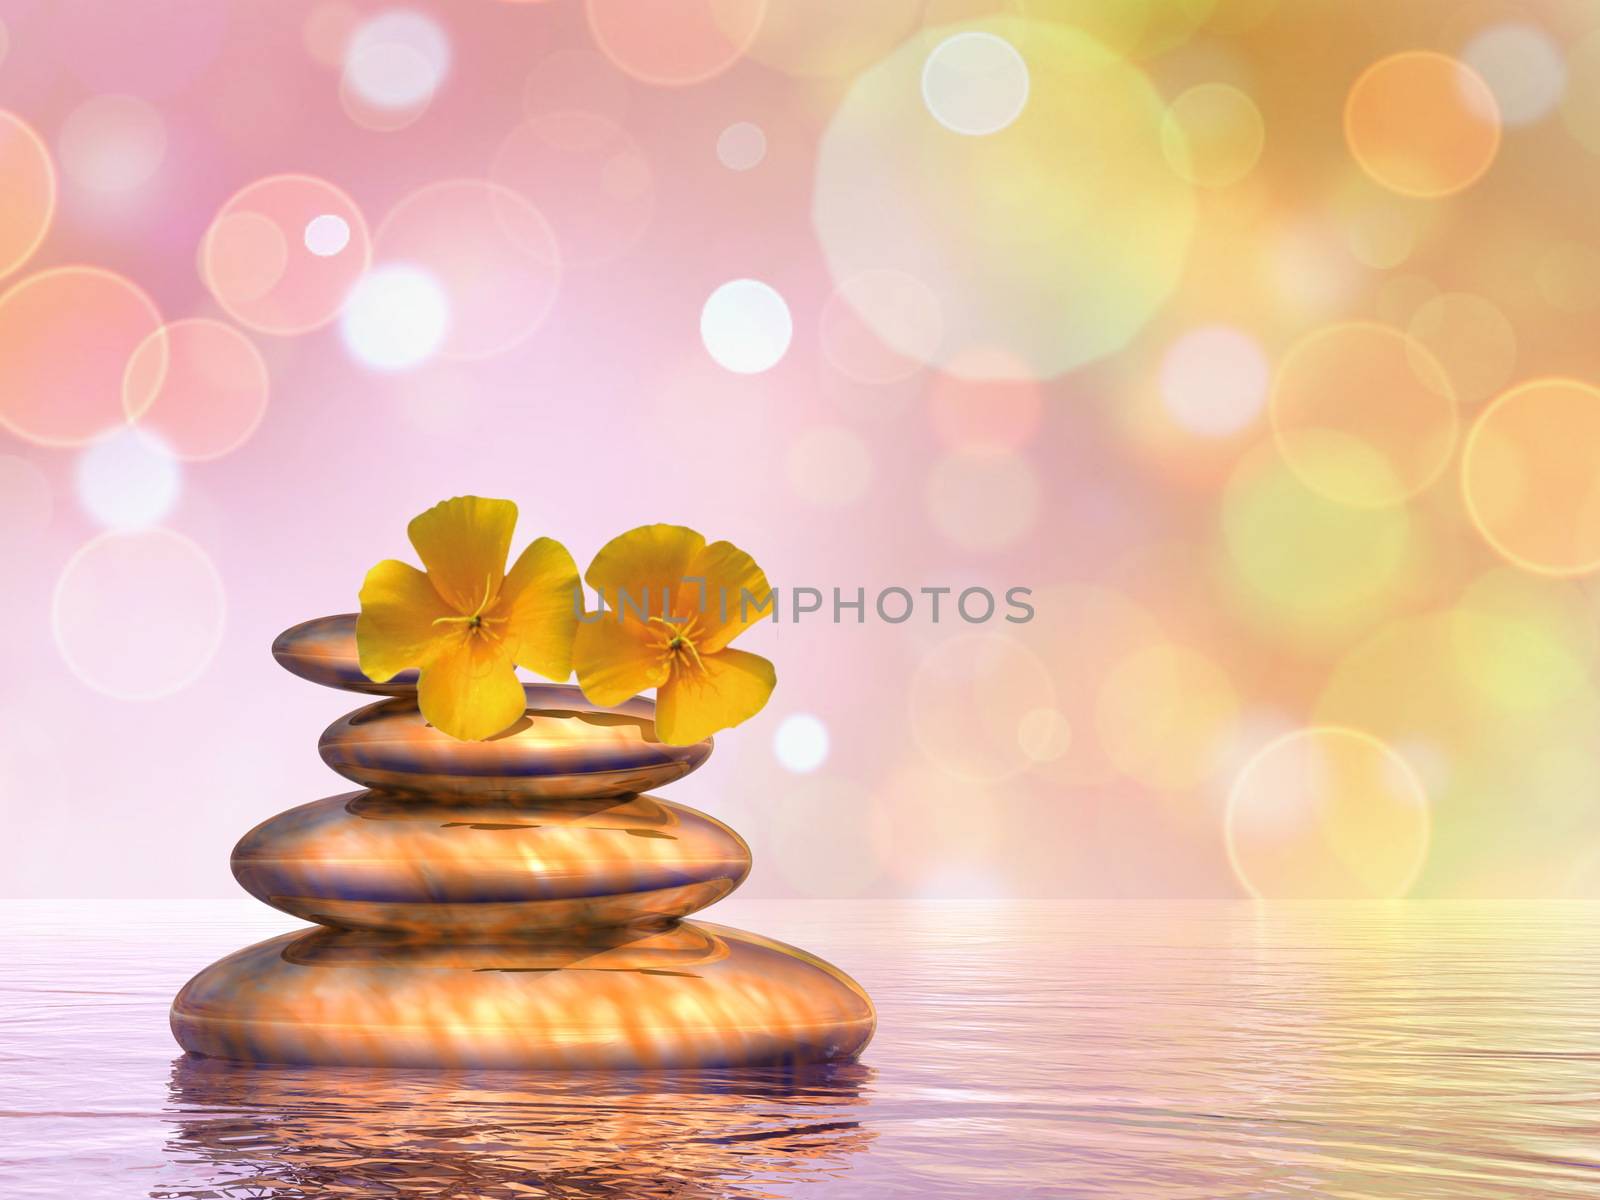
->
[3,0,1598,900]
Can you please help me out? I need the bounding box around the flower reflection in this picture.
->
[156,1055,874,1198]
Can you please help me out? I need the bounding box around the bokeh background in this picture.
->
[3,0,1599,900]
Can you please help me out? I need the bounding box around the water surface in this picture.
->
[4,899,1599,1197]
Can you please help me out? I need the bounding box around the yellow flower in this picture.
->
[356,496,579,741]
[573,524,776,745]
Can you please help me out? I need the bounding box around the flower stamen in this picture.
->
[431,573,502,634]
[665,631,707,676]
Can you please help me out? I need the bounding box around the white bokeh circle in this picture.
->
[75,426,180,529]
[1462,23,1565,126]
[342,11,450,110]
[57,94,166,193]
[340,264,450,371]
[921,31,1030,136]
[1159,325,1269,437]
[717,121,767,170]
[774,713,830,773]
[701,278,793,374]
[304,213,351,257]
[52,528,226,701]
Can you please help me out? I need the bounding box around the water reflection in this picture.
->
[17,901,1600,1198]
[155,1055,874,1199]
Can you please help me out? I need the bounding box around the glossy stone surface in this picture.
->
[321,685,711,800]
[170,920,876,1069]
[232,790,751,934]
[174,615,874,1071]
[272,614,416,695]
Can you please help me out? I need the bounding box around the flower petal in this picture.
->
[408,495,518,614]
[685,539,773,654]
[655,648,776,745]
[573,614,670,707]
[356,559,455,681]
[497,536,581,681]
[417,633,527,741]
[584,523,705,621]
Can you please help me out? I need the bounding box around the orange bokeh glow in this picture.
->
[1462,379,1600,576]
[1344,51,1501,197]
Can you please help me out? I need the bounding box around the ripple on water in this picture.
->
[3,900,1600,1197]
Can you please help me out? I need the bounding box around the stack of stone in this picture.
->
[170,614,875,1070]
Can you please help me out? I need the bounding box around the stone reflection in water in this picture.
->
[155,1055,874,1199]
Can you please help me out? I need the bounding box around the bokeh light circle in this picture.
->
[773,713,830,773]
[123,318,270,461]
[340,54,432,131]
[815,17,1193,380]
[376,179,561,360]
[340,264,450,372]
[52,528,225,701]
[304,214,350,257]
[1159,324,1268,437]
[1269,220,1363,316]
[925,450,1039,549]
[491,111,654,266]
[819,270,943,385]
[0,266,162,447]
[921,31,1030,136]
[716,121,767,171]
[786,425,873,507]
[58,94,166,193]
[1226,727,1430,899]
[341,10,449,129]
[0,112,54,279]
[1160,82,1264,188]
[1405,292,1516,406]
[585,0,764,87]
[1344,51,1500,197]
[1462,23,1565,127]
[1270,322,1457,507]
[202,174,371,335]
[701,279,792,374]
[910,631,1056,783]
[74,426,180,530]
[1095,642,1238,790]
[1461,379,1600,576]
